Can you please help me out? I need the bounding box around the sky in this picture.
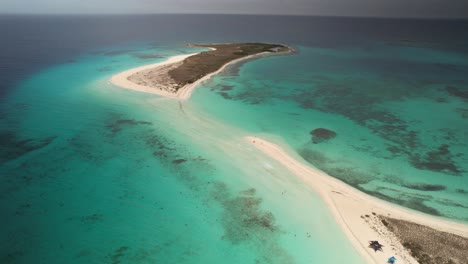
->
[2,0,468,18]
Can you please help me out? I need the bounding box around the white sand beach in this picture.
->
[110,47,468,264]
[110,53,197,99]
[246,136,468,264]
[110,50,269,100]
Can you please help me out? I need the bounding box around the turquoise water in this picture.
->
[2,18,468,264]
[1,44,364,263]
[3,15,468,264]
[193,44,468,221]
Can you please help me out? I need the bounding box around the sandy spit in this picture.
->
[110,53,197,99]
[108,47,468,264]
[110,51,268,100]
[246,136,468,264]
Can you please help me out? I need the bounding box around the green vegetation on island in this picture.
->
[168,43,290,89]
[380,216,468,264]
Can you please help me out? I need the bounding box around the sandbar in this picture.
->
[246,136,468,264]
[109,43,468,263]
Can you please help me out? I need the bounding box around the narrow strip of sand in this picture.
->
[110,50,269,100]
[110,53,197,99]
[109,45,468,263]
[246,136,468,264]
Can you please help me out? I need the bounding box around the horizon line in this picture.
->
[1,12,467,20]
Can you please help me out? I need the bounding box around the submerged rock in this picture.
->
[310,128,337,144]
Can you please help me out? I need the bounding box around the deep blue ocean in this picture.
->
[1,15,467,263]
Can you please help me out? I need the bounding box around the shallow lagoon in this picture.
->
[193,44,468,221]
[1,15,467,263]
[0,44,363,263]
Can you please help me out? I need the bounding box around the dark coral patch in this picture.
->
[434,97,448,103]
[434,63,462,72]
[210,184,280,246]
[0,131,56,163]
[298,148,445,217]
[437,199,468,209]
[241,188,256,196]
[220,85,234,91]
[110,246,129,264]
[455,108,468,119]
[310,128,337,144]
[324,167,374,187]
[105,119,152,133]
[410,144,461,175]
[298,148,329,164]
[223,83,270,105]
[298,148,373,187]
[217,91,233,100]
[218,191,278,244]
[80,213,104,224]
[365,191,441,216]
[132,53,164,59]
[116,119,152,126]
[402,183,446,191]
[172,159,187,164]
[446,86,468,99]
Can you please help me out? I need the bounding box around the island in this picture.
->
[247,136,468,264]
[110,43,468,264]
[111,43,291,99]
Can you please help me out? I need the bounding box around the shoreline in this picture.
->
[110,45,289,100]
[246,136,468,264]
[108,44,468,263]
[110,53,197,99]
[176,51,271,99]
